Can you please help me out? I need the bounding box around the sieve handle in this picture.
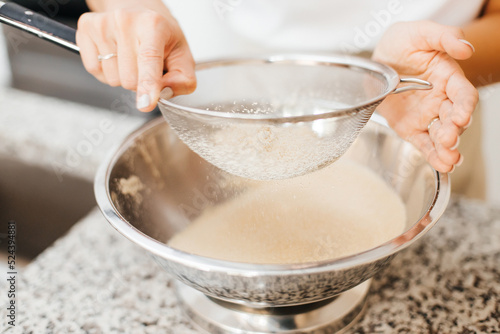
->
[0,1,79,53]
[393,78,433,94]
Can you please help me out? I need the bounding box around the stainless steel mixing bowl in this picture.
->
[95,115,449,307]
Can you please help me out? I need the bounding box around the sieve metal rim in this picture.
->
[158,54,401,124]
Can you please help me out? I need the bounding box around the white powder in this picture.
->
[118,175,144,196]
[169,100,359,180]
[168,159,407,264]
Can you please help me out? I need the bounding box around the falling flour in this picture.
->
[170,100,356,180]
[168,159,407,264]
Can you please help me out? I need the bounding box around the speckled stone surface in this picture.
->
[0,197,497,333]
[350,199,500,334]
[0,87,145,182]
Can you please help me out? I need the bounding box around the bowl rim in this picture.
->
[157,54,401,123]
[95,115,450,277]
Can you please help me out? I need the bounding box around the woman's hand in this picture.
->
[373,21,478,173]
[76,2,196,112]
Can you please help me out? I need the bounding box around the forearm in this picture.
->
[85,0,170,15]
[460,2,500,87]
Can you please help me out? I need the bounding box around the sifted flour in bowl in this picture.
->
[168,159,407,264]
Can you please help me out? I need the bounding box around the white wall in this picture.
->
[480,84,500,205]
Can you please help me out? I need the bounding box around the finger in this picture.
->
[135,26,167,112]
[434,119,464,149]
[116,35,138,91]
[413,21,474,60]
[92,17,120,87]
[463,115,473,131]
[432,99,464,148]
[445,71,478,127]
[435,144,461,166]
[76,14,106,83]
[408,132,454,173]
[97,44,120,87]
[161,42,197,96]
[115,9,138,91]
[440,32,474,60]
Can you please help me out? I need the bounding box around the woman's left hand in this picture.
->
[373,20,478,173]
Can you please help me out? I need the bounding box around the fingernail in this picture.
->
[464,116,473,129]
[458,39,475,53]
[449,165,456,174]
[456,154,464,167]
[137,94,150,110]
[160,87,174,100]
[451,136,460,150]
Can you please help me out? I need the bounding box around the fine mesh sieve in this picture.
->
[158,55,432,180]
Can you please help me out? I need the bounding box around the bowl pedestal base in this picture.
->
[175,279,371,334]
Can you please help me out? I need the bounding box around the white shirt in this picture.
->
[165,0,485,61]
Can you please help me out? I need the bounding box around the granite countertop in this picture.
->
[0,87,499,333]
[0,87,145,182]
[6,198,499,334]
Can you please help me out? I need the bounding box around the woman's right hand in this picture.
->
[76,3,196,112]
